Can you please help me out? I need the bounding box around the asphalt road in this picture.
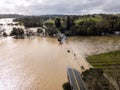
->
[67,68,87,90]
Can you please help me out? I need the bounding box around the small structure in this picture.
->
[114,31,120,35]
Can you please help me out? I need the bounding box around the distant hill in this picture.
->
[0,14,120,19]
[0,14,25,18]
[0,14,69,19]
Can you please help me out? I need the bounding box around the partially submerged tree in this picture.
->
[3,32,8,37]
[37,28,43,34]
[63,82,71,90]
[10,27,24,38]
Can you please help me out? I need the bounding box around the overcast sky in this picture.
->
[0,0,120,15]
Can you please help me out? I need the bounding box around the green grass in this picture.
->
[86,50,120,77]
[75,17,103,24]
[47,19,55,24]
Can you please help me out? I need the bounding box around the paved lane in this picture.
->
[67,68,87,90]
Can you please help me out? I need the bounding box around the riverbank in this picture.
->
[84,50,120,90]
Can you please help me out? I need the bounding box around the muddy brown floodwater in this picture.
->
[0,36,120,90]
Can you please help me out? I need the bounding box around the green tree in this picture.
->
[3,32,8,37]
[37,28,43,34]
[55,18,61,28]
[66,16,75,30]
[10,28,24,37]
[63,82,71,90]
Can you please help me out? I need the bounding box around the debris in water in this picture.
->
[67,50,70,53]
[74,54,76,56]
[81,66,85,70]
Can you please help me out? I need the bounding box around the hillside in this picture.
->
[0,14,26,18]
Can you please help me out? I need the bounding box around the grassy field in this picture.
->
[75,17,103,24]
[47,19,55,24]
[86,50,120,77]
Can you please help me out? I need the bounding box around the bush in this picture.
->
[63,82,71,90]
[10,28,24,36]
[3,32,8,37]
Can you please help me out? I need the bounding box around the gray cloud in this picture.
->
[0,0,120,15]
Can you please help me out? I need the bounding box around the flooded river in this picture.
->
[0,36,120,90]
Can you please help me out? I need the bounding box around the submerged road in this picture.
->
[67,68,87,90]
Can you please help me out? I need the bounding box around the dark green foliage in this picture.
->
[44,22,58,36]
[66,16,75,30]
[46,26,57,36]
[55,18,61,28]
[63,82,71,90]
[63,14,120,36]
[15,14,120,36]
[15,17,43,27]
[10,28,24,36]
[37,28,43,33]
[44,22,54,28]
[3,32,8,37]
[66,16,71,30]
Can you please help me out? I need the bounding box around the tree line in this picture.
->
[14,14,120,36]
[54,14,120,36]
